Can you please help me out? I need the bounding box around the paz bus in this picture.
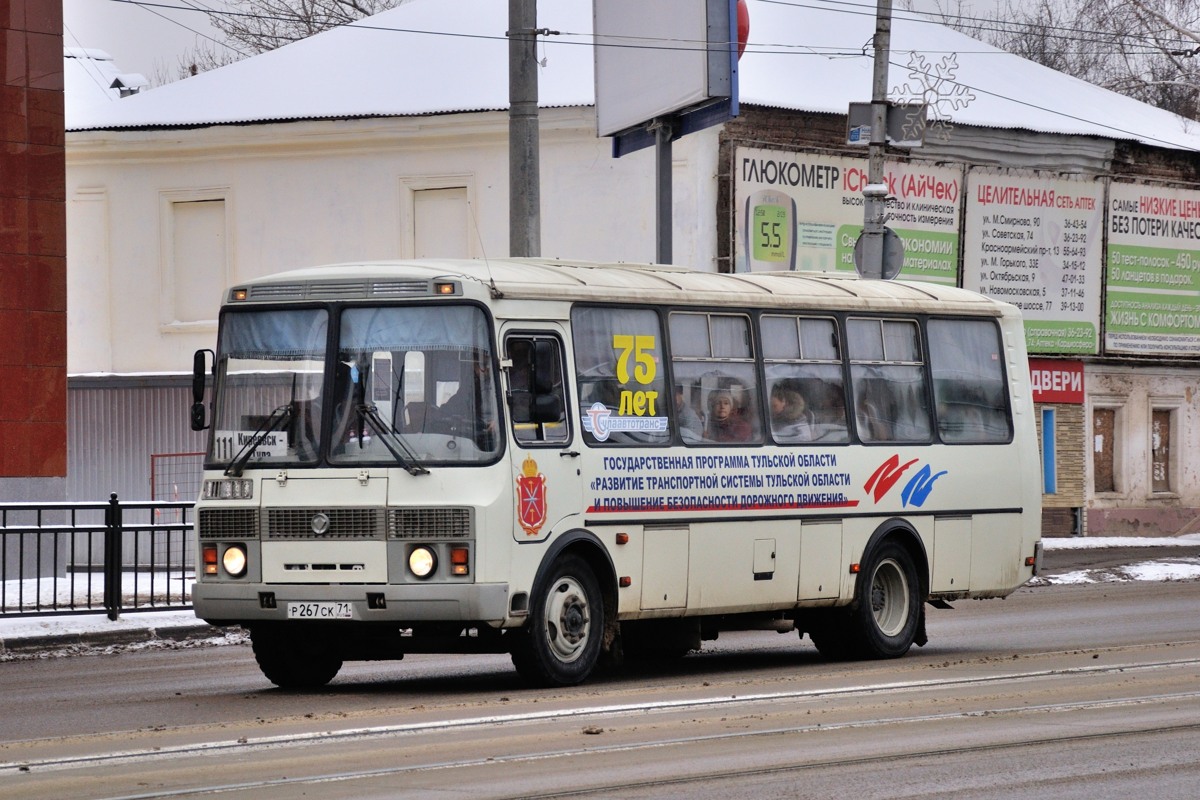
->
[189,258,1042,688]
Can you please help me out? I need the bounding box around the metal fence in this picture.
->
[0,494,194,619]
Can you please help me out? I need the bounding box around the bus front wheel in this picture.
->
[250,626,343,689]
[511,555,603,687]
[809,539,920,660]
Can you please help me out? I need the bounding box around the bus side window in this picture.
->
[571,306,670,446]
[847,318,932,444]
[761,315,849,444]
[928,318,1011,443]
[669,311,761,446]
[506,336,569,445]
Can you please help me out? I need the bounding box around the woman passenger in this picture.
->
[707,388,751,442]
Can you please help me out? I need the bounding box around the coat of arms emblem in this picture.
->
[517,455,548,536]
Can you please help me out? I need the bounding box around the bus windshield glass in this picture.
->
[328,304,499,464]
[208,303,500,469]
[211,308,329,468]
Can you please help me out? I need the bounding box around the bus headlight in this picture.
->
[222,545,248,577]
[408,546,437,579]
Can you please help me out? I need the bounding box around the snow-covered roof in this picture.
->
[67,0,1200,153]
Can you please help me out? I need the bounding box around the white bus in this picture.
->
[190,259,1042,688]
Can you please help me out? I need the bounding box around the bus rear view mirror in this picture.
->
[191,349,214,431]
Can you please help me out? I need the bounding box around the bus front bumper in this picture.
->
[192,582,511,626]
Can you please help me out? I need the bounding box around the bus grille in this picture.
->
[239,280,431,301]
[198,508,260,540]
[388,508,472,539]
[265,508,387,540]
[370,280,430,297]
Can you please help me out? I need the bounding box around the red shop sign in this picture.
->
[1029,359,1084,404]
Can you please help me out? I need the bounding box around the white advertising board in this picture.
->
[594,0,733,137]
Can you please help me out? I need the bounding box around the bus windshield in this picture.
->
[211,308,328,469]
[208,304,500,469]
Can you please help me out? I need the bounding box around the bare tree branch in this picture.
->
[926,0,1200,122]
[171,0,406,81]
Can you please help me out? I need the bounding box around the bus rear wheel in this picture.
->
[511,555,603,687]
[250,626,343,689]
[809,539,920,660]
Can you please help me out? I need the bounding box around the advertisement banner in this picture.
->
[962,169,1103,355]
[1104,182,1200,355]
[734,146,962,284]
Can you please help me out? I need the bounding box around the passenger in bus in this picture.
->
[674,384,704,440]
[706,388,751,442]
[855,384,893,442]
[769,379,813,442]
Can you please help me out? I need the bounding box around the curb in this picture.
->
[0,623,232,657]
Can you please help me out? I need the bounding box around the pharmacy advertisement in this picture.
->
[962,169,1104,355]
[734,146,962,284]
[1104,182,1200,356]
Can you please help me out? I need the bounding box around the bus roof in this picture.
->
[229,259,1014,317]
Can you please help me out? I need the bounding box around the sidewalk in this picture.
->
[2,536,1199,659]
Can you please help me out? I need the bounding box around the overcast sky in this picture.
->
[63,0,229,83]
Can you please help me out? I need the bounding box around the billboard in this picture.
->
[733,146,962,283]
[1104,182,1200,356]
[962,169,1104,354]
[594,0,736,138]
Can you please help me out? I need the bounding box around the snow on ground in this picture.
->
[1044,534,1200,549]
[1029,533,1200,587]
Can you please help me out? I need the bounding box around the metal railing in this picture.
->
[0,494,194,619]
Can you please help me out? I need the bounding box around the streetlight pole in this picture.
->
[860,0,892,280]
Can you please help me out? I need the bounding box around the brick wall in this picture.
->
[0,0,66,479]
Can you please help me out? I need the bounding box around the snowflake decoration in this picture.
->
[891,52,975,142]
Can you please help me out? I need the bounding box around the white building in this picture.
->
[64,0,1200,537]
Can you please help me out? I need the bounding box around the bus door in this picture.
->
[503,327,580,542]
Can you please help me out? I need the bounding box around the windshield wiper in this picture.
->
[355,403,429,476]
[225,403,293,477]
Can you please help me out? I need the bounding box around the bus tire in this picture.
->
[511,555,603,687]
[809,539,919,660]
[852,539,920,658]
[250,626,343,689]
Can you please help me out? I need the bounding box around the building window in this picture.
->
[1151,407,1175,494]
[1092,406,1117,493]
[400,176,475,258]
[162,193,227,328]
[1041,407,1057,494]
[413,187,469,258]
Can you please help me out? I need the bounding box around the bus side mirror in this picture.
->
[191,349,214,431]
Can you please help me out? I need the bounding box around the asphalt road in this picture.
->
[1,545,1199,799]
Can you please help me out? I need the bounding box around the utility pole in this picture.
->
[860,0,892,280]
[508,0,541,257]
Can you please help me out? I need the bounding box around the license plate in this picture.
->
[286,601,353,620]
